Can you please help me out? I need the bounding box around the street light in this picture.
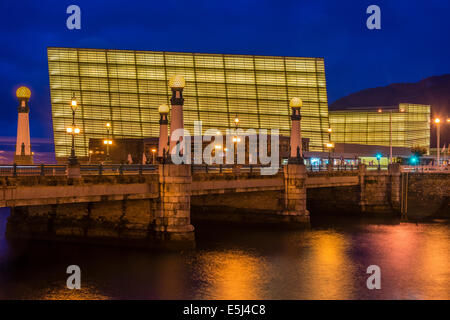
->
[326,142,334,165]
[376,153,382,170]
[378,108,404,164]
[234,115,240,128]
[68,93,79,166]
[434,118,441,166]
[151,148,156,163]
[105,122,112,161]
[233,115,240,165]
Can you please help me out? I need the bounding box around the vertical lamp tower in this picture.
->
[14,86,33,165]
[158,104,169,160]
[168,75,185,156]
[289,97,304,164]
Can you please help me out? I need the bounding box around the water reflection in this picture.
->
[193,250,265,299]
[303,232,356,299]
[0,207,448,300]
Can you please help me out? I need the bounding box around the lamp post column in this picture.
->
[68,93,79,167]
[435,118,440,167]
[14,86,33,165]
[105,122,111,161]
[158,104,169,162]
[66,93,81,178]
[289,97,303,164]
[169,75,185,160]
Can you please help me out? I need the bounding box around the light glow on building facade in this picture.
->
[329,103,430,153]
[48,47,330,159]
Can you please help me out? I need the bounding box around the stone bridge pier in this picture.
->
[154,164,194,242]
[281,164,308,221]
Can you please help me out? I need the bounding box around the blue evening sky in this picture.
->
[0,0,449,139]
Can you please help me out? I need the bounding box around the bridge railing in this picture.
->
[305,164,360,172]
[0,164,158,177]
[80,164,157,176]
[401,165,450,173]
[0,164,67,177]
[191,164,275,174]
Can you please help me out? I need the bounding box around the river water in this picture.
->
[0,208,448,300]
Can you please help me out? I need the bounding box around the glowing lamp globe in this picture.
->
[169,75,185,89]
[158,104,169,114]
[16,86,31,99]
[289,97,303,108]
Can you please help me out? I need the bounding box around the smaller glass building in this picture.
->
[329,103,430,153]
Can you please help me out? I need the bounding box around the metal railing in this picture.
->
[0,164,158,177]
[401,165,450,173]
[305,164,360,172]
[191,164,276,174]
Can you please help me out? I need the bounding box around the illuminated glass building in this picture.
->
[329,103,431,153]
[48,47,330,160]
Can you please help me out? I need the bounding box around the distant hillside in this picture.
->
[330,74,450,148]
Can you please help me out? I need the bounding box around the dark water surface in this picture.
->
[0,208,449,300]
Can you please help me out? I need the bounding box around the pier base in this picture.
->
[281,164,309,221]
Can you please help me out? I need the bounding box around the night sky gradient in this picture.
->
[1,0,449,140]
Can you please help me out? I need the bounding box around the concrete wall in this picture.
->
[307,165,402,217]
[0,175,159,207]
[307,185,362,216]
[191,164,309,224]
[6,198,158,244]
[406,173,449,218]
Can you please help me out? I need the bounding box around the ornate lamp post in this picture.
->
[158,104,169,161]
[289,97,304,164]
[67,93,80,166]
[168,75,185,157]
[14,86,33,165]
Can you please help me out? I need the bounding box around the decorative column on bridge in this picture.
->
[288,97,304,164]
[158,104,169,161]
[282,97,308,222]
[14,86,33,165]
[153,75,194,245]
[168,75,185,158]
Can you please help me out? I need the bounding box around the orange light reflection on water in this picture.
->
[194,250,265,300]
[302,231,356,299]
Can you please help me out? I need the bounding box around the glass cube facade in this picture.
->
[48,47,330,159]
[329,103,431,152]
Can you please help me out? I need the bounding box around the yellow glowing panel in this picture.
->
[48,48,331,158]
[329,104,430,152]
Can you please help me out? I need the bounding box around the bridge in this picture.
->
[3,81,448,249]
[2,162,446,249]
